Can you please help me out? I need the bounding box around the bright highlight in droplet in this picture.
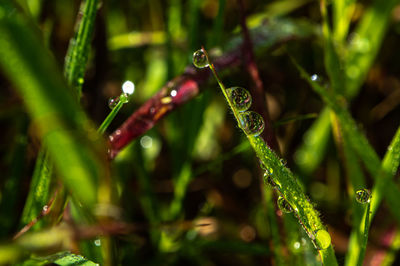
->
[122,80,135,95]
[170,90,177,97]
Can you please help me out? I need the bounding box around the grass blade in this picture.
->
[201,49,338,265]
[0,6,107,208]
[64,0,99,98]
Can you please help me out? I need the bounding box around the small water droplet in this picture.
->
[313,229,331,250]
[170,89,177,97]
[355,188,371,204]
[264,171,278,189]
[277,196,293,213]
[122,80,135,95]
[310,74,318,81]
[226,87,252,112]
[239,111,265,136]
[293,241,301,249]
[119,93,129,104]
[94,239,101,246]
[140,135,153,149]
[108,97,119,109]
[193,49,209,68]
[42,205,48,212]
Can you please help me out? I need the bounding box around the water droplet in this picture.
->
[94,239,101,246]
[42,205,48,212]
[310,74,318,81]
[140,135,153,149]
[313,229,331,250]
[264,171,278,189]
[108,97,119,109]
[293,241,301,249]
[239,111,265,136]
[193,49,209,68]
[277,196,293,213]
[170,90,177,97]
[119,93,129,104]
[122,80,135,95]
[226,87,252,112]
[355,188,371,204]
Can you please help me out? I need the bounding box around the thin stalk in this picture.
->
[98,94,128,135]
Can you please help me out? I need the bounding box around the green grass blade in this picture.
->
[19,149,52,228]
[345,0,399,98]
[0,8,107,208]
[294,60,400,264]
[18,0,101,230]
[64,0,99,98]
[356,201,371,266]
[294,108,331,178]
[202,50,338,265]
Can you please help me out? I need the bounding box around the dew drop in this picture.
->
[264,171,278,189]
[277,196,293,213]
[193,49,209,68]
[239,111,265,136]
[108,97,119,109]
[355,188,371,204]
[313,229,331,250]
[119,93,129,104]
[310,74,318,81]
[122,80,135,95]
[94,239,101,246]
[226,87,252,112]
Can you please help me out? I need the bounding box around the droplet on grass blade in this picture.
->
[108,97,119,109]
[355,189,371,204]
[277,196,293,213]
[193,49,209,68]
[313,229,331,250]
[226,87,252,112]
[239,111,265,136]
[263,171,279,189]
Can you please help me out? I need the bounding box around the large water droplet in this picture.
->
[108,97,119,109]
[355,189,370,204]
[277,196,293,213]
[239,111,265,136]
[193,49,209,68]
[313,229,331,250]
[226,87,252,112]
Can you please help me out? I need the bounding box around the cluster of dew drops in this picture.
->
[193,48,334,251]
[192,49,265,137]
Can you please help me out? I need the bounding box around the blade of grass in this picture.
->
[356,201,371,266]
[64,0,99,99]
[202,48,338,265]
[294,60,400,264]
[18,0,102,233]
[0,4,107,208]
[295,0,397,179]
[345,0,399,98]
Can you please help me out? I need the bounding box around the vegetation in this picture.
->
[0,0,400,265]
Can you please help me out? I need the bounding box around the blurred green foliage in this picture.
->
[0,0,400,265]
